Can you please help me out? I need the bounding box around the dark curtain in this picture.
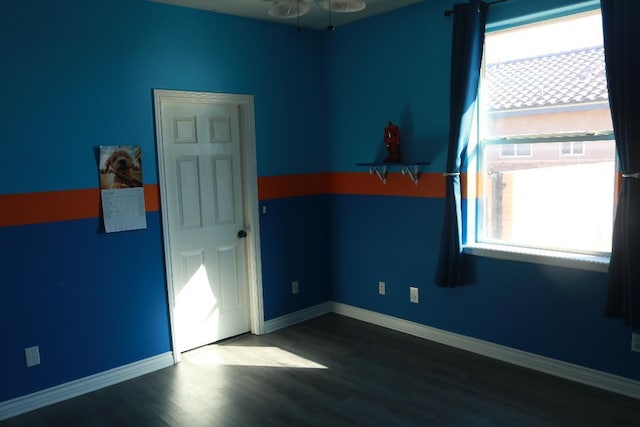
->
[435,0,487,287]
[602,0,640,329]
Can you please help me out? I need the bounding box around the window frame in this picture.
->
[463,6,614,272]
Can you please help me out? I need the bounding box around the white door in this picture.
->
[155,91,259,355]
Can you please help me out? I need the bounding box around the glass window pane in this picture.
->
[480,140,615,253]
[473,9,616,256]
[500,144,515,157]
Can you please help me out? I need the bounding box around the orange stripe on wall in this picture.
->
[1,171,497,227]
[0,185,160,228]
[5,170,618,227]
[144,184,160,212]
[258,172,457,200]
[327,172,447,198]
[0,189,100,227]
[258,173,330,200]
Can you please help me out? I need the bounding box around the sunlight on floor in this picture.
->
[186,346,328,369]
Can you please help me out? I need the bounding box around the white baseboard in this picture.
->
[0,352,174,421]
[263,302,333,334]
[332,302,640,400]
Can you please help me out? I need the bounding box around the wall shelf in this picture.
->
[355,162,431,185]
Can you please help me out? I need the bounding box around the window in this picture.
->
[468,9,616,262]
[560,141,585,156]
[500,144,532,158]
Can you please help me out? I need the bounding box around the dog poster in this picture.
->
[99,145,147,233]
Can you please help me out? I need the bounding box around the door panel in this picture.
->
[176,156,202,229]
[218,244,240,312]
[160,100,250,353]
[212,155,235,224]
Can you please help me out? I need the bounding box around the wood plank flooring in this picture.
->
[3,314,639,426]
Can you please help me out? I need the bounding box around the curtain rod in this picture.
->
[444,0,508,17]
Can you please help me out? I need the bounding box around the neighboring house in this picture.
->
[481,46,615,246]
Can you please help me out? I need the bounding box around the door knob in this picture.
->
[237,230,248,238]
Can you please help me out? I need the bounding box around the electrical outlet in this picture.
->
[378,281,385,295]
[410,286,419,304]
[632,333,640,352]
[291,280,299,294]
[25,346,41,367]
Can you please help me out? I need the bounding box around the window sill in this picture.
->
[463,243,609,272]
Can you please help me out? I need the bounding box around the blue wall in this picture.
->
[260,196,332,320]
[1,0,329,194]
[0,215,170,401]
[325,1,452,171]
[327,0,640,382]
[0,0,330,402]
[329,195,638,380]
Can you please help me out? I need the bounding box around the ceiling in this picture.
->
[148,0,424,31]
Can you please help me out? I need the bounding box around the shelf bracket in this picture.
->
[369,165,389,184]
[357,161,430,185]
[401,164,423,185]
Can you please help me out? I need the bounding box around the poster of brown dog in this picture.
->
[99,146,143,189]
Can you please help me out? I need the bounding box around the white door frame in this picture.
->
[153,89,264,363]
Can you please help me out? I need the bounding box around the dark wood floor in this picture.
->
[3,314,639,426]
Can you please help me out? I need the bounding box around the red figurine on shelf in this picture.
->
[383,121,401,163]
